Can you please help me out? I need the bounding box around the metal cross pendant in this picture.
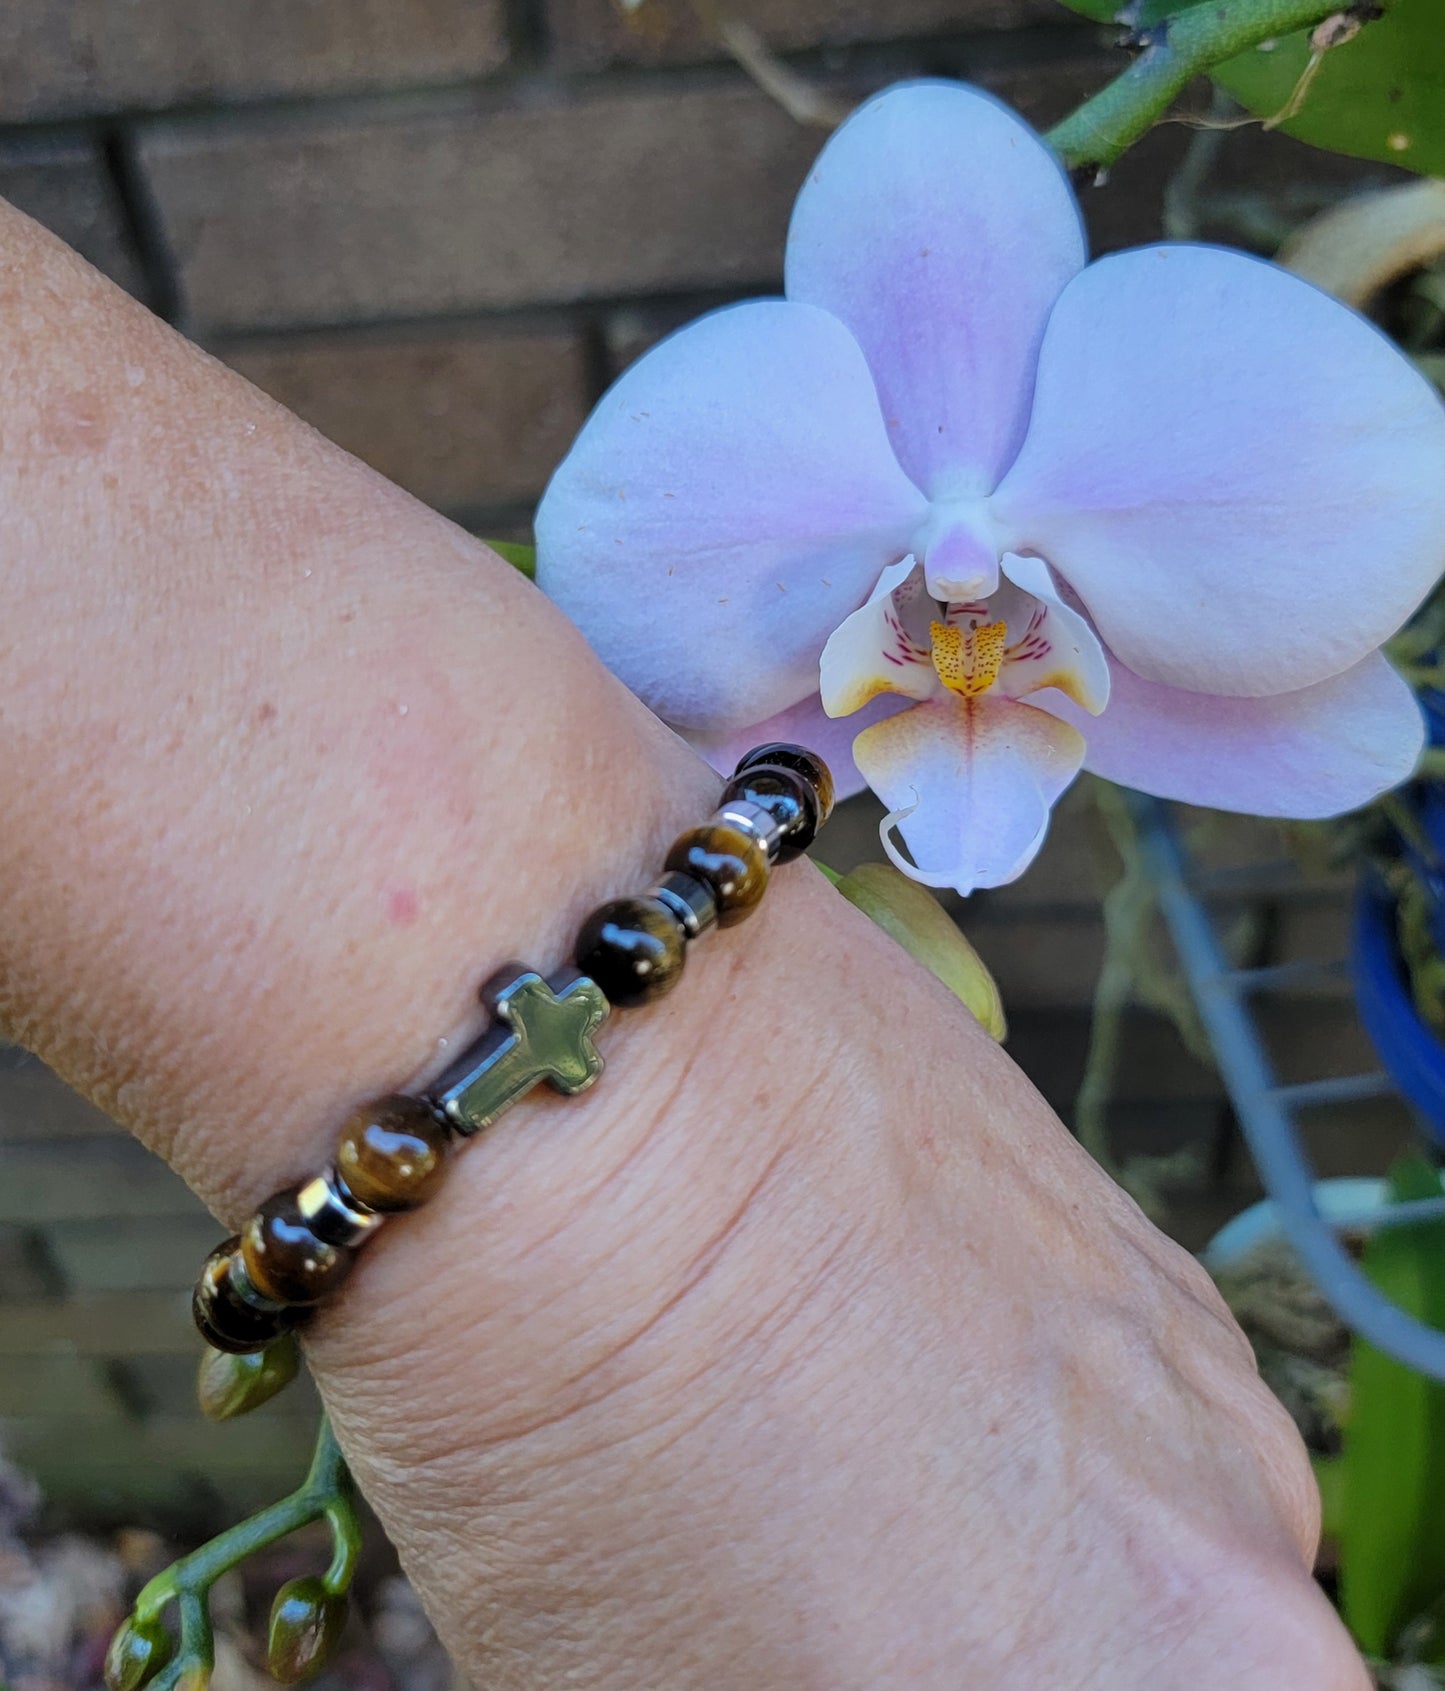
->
[428,966,611,1137]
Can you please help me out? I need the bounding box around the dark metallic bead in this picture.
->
[193,1237,297,1355]
[296,1170,382,1247]
[336,1094,450,1213]
[575,895,687,1008]
[720,762,820,861]
[713,796,784,860]
[665,822,769,925]
[242,1189,356,1307]
[648,869,718,939]
[734,742,834,824]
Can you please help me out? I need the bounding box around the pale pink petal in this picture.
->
[992,244,1445,696]
[686,690,908,801]
[986,556,1110,714]
[536,299,928,731]
[785,80,1085,503]
[819,556,938,718]
[852,695,1086,895]
[1039,650,1424,817]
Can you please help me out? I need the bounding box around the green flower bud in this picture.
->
[104,1615,173,1691]
[196,1333,300,1421]
[267,1576,347,1684]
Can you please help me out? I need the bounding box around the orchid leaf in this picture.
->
[828,861,1006,1039]
[1055,0,1445,177]
[1313,1452,1345,1543]
[484,539,536,578]
[1338,1153,1445,1656]
[1215,0,1445,180]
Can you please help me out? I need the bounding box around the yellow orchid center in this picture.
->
[929,619,1007,698]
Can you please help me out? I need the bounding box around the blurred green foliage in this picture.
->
[1327,1155,1445,1662]
[1057,0,1445,176]
[485,539,537,578]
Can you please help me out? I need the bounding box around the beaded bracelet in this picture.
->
[192,741,834,1354]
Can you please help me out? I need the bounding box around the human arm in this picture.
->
[0,201,1365,1689]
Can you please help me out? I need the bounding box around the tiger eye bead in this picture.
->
[665,822,769,926]
[720,763,821,861]
[193,1237,297,1355]
[735,742,834,823]
[242,1189,356,1307]
[575,895,687,1008]
[336,1094,450,1213]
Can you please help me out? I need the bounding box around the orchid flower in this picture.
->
[536,80,1445,894]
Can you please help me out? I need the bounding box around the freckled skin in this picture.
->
[37,387,112,456]
[0,202,1367,1691]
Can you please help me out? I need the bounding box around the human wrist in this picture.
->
[193,741,836,1360]
[0,201,732,1224]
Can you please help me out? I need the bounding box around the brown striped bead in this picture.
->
[193,1237,297,1355]
[336,1094,450,1213]
[242,1190,355,1307]
[722,762,822,861]
[735,742,834,822]
[665,822,769,926]
[575,895,687,1007]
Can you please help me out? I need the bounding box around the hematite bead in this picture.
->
[575,895,687,1008]
[336,1094,450,1213]
[297,1170,382,1247]
[721,763,821,861]
[714,796,784,860]
[665,822,769,925]
[193,1237,297,1355]
[649,869,717,939]
[242,1189,356,1307]
[735,742,834,823]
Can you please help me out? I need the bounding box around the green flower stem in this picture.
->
[176,1592,213,1681]
[321,1491,364,1597]
[1044,0,1380,171]
[122,1415,358,1684]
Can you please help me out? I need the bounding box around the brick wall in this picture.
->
[0,0,1401,1518]
[0,0,1403,535]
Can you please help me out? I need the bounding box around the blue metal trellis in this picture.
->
[1135,794,1445,1381]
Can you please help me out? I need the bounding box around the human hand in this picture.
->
[0,204,1364,1690]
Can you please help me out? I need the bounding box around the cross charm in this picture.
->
[428,966,611,1137]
